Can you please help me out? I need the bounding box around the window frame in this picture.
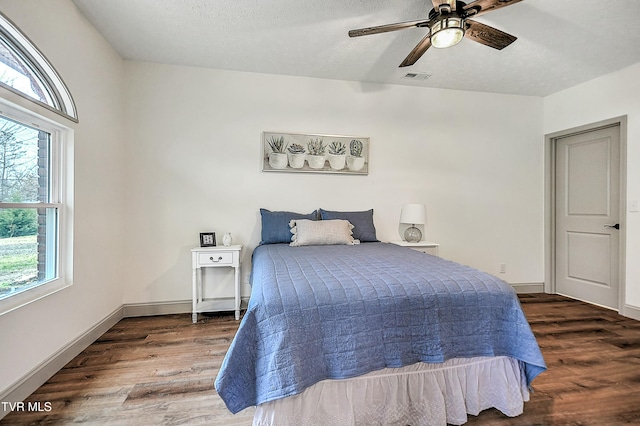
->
[0,101,73,316]
[0,11,78,123]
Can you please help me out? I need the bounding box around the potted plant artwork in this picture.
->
[287,143,306,168]
[267,136,288,169]
[347,139,365,171]
[306,138,326,169]
[327,141,346,170]
[262,131,369,175]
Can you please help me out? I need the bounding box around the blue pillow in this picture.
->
[260,209,317,244]
[319,209,378,242]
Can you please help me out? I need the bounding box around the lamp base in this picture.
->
[404,226,422,243]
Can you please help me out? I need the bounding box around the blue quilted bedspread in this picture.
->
[215,243,546,414]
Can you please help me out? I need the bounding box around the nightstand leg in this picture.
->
[192,267,198,323]
[234,265,240,321]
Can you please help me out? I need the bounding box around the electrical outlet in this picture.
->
[499,263,506,274]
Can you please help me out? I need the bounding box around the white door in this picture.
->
[555,125,620,309]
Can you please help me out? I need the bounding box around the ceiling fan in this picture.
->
[348,0,522,67]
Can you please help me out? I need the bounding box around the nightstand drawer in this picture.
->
[198,251,233,266]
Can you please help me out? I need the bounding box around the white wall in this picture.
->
[544,62,640,310]
[122,61,544,303]
[0,0,126,398]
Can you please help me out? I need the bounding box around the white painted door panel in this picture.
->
[555,126,620,309]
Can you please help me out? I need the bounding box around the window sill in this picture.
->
[0,278,72,317]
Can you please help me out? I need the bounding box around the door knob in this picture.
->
[604,224,620,230]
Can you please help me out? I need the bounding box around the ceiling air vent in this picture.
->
[403,72,431,80]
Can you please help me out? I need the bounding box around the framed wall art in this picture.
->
[262,131,369,175]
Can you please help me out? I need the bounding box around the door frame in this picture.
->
[544,115,627,314]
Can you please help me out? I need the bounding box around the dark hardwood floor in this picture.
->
[1,313,255,425]
[2,293,640,425]
[466,294,640,425]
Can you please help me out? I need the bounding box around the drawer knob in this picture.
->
[210,256,223,262]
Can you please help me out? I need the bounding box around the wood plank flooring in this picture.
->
[2,314,255,425]
[3,293,640,425]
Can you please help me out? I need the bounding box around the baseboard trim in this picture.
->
[122,300,192,317]
[121,298,253,317]
[0,306,124,419]
[622,304,640,321]
[511,282,544,293]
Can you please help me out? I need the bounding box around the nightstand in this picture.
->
[390,240,439,256]
[191,245,242,323]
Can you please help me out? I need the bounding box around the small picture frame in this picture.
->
[200,232,216,247]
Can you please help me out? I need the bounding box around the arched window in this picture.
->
[0,12,74,315]
[0,12,77,122]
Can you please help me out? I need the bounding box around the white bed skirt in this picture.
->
[253,356,529,426]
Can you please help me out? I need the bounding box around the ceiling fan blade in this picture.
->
[349,19,428,37]
[465,19,517,49]
[463,0,522,18]
[400,34,432,67]
[431,0,456,12]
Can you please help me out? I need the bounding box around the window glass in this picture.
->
[0,115,47,203]
[0,38,54,106]
[0,115,58,301]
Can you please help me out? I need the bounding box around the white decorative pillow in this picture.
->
[289,219,355,246]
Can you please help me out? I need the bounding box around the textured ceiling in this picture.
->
[71,0,640,97]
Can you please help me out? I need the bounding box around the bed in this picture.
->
[215,211,546,425]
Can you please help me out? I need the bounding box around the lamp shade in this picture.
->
[400,204,426,225]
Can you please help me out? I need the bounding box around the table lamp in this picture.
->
[400,204,426,243]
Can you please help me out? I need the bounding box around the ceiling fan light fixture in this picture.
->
[430,16,465,49]
[348,0,522,67]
